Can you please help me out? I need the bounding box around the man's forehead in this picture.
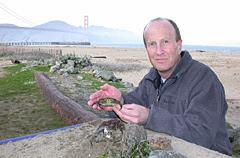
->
[144,20,175,38]
[146,19,173,31]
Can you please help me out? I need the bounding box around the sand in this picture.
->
[0,119,231,158]
[0,46,239,157]
[42,45,240,128]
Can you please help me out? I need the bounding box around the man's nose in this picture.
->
[156,44,165,55]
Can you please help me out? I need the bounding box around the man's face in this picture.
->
[144,20,182,79]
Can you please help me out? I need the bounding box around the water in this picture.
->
[89,43,240,54]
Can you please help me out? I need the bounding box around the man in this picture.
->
[88,17,232,155]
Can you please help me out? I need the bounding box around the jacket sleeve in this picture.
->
[108,76,150,118]
[144,68,231,154]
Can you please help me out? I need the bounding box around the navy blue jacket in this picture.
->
[109,51,232,155]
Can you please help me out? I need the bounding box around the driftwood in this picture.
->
[90,56,107,58]
[35,72,100,125]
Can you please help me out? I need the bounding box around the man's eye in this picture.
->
[149,43,155,46]
[164,40,169,44]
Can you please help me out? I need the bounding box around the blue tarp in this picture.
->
[0,123,83,145]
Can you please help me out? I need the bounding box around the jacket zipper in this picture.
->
[156,89,161,106]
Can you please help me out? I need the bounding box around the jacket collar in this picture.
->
[145,51,193,87]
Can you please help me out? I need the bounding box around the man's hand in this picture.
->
[113,104,150,125]
[88,84,123,111]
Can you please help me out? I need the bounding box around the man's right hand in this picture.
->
[87,84,123,111]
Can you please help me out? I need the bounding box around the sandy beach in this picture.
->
[33,45,240,129]
[1,45,239,128]
[0,46,239,157]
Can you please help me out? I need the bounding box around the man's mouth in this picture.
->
[155,58,168,63]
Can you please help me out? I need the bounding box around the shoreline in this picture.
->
[1,44,240,54]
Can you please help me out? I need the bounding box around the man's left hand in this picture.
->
[113,104,149,125]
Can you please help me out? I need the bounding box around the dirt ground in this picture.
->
[0,119,231,158]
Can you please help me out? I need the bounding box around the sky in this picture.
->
[0,0,240,47]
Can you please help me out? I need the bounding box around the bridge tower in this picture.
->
[84,15,89,42]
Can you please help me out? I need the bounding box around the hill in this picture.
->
[0,21,142,43]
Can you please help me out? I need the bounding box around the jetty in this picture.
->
[0,41,90,46]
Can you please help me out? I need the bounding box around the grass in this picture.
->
[0,63,129,141]
[73,72,126,90]
[0,64,69,141]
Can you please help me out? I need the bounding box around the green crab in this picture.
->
[92,98,122,109]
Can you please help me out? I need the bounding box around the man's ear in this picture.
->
[177,40,183,54]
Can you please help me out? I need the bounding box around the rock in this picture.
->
[67,60,75,67]
[90,65,102,74]
[24,81,37,85]
[95,70,116,82]
[115,77,122,82]
[229,127,240,153]
[77,75,83,80]
[123,81,134,88]
[232,138,240,153]
[21,67,30,72]
[67,66,78,74]
[27,61,39,67]
[44,58,56,66]
[123,121,147,149]
[11,59,21,64]
[90,119,147,157]
[148,137,173,150]
[228,129,236,142]
[50,65,61,73]
[75,56,91,67]
[55,60,62,66]
[234,127,240,142]
[149,149,187,158]
[227,122,234,129]
[58,69,67,75]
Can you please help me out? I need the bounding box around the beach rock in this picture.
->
[44,58,56,65]
[50,65,61,73]
[123,81,134,88]
[227,122,234,129]
[67,66,78,74]
[90,119,147,156]
[90,65,102,74]
[231,138,240,153]
[233,127,240,142]
[75,56,91,67]
[228,127,240,153]
[95,70,117,82]
[148,137,173,150]
[27,61,40,67]
[228,129,236,142]
[77,75,83,80]
[115,77,122,82]
[11,59,21,64]
[21,67,30,72]
[67,60,75,67]
[149,149,187,158]
[55,60,62,66]
[123,121,147,149]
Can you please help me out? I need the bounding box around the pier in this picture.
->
[0,41,91,46]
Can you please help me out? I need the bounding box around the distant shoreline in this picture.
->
[24,43,240,54]
[1,43,239,54]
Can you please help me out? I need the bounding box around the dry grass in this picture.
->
[93,63,149,72]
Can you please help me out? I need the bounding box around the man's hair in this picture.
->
[143,17,182,46]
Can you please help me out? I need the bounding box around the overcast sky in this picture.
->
[0,0,239,47]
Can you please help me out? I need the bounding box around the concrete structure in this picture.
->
[0,41,90,46]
